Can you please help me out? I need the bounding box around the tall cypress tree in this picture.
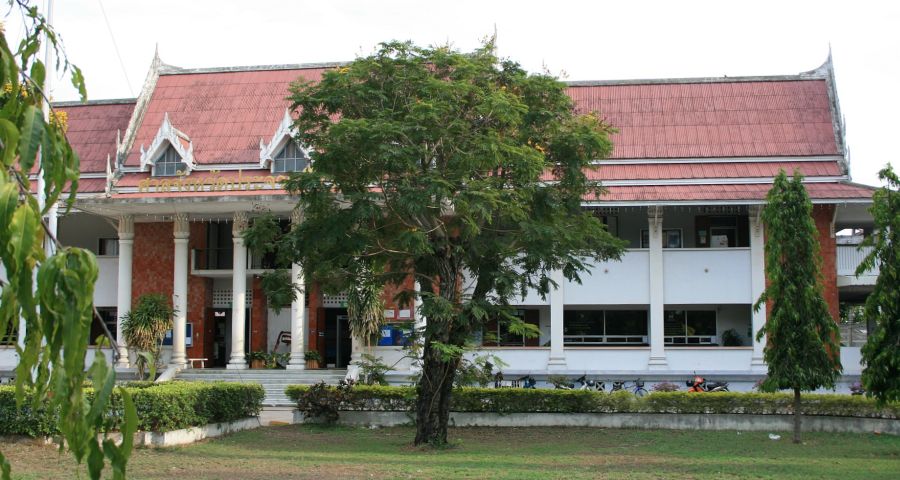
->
[859,165,900,403]
[754,170,842,443]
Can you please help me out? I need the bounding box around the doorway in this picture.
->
[208,307,251,367]
[323,308,352,368]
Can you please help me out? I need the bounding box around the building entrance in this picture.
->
[208,307,251,367]
[323,308,352,368]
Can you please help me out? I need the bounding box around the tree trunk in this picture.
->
[793,387,802,444]
[414,337,459,446]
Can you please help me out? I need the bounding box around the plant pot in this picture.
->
[250,359,266,369]
[306,359,320,369]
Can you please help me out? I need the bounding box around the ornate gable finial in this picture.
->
[139,112,195,173]
[105,154,113,198]
[259,109,308,169]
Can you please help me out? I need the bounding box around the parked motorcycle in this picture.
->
[686,374,729,392]
[518,375,537,389]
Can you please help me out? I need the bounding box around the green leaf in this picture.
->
[17,105,45,173]
[0,119,19,166]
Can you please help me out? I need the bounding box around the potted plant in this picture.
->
[304,350,322,369]
[248,351,267,369]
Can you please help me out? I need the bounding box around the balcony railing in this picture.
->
[837,244,877,277]
[192,248,281,271]
[564,335,648,346]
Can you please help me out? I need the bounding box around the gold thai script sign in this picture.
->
[137,170,288,194]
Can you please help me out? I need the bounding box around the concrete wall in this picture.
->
[565,251,651,305]
[663,249,751,304]
[57,213,117,254]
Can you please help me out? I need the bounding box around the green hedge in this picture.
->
[285,385,900,419]
[0,381,264,437]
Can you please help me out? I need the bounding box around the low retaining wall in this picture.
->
[94,417,262,448]
[296,410,899,435]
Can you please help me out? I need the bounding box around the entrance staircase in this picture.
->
[176,369,348,406]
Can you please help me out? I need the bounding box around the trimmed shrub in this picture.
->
[285,385,900,419]
[0,381,264,437]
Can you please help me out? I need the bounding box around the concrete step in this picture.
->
[174,369,346,407]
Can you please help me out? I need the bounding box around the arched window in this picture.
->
[272,141,308,173]
[154,145,187,176]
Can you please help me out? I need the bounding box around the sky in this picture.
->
[7,0,898,186]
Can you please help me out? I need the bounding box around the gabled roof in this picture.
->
[124,66,328,167]
[568,79,839,159]
[55,99,135,173]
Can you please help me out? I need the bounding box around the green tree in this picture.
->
[121,293,175,380]
[0,2,136,478]
[858,165,900,403]
[255,40,624,446]
[754,170,842,443]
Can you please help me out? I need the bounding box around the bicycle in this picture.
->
[609,379,648,397]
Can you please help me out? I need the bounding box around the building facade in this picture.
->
[0,54,879,388]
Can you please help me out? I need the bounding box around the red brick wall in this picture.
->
[250,276,268,352]
[132,221,213,362]
[131,222,174,303]
[308,282,322,355]
[187,222,211,360]
[381,274,416,322]
[813,204,839,321]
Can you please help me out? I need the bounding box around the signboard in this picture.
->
[162,323,193,347]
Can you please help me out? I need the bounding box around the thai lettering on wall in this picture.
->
[137,170,288,194]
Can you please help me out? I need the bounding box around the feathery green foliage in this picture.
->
[346,260,386,349]
[859,165,900,403]
[0,2,135,477]
[244,39,625,446]
[754,170,842,443]
[121,294,175,380]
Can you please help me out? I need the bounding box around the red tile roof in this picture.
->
[568,80,839,158]
[125,68,327,167]
[122,68,840,169]
[59,100,135,173]
[541,160,844,182]
[587,182,874,203]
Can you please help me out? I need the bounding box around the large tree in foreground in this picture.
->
[859,165,900,403]
[754,171,842,443]
[270,41,624,445]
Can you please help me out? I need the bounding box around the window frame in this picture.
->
[563,309,649,346]
[152,144,187,177]
[271,140,308,174]
[640,228,683,248]
[664,309,718,346]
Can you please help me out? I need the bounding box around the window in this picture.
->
[272,141,308,173]
[153,145,187,177]
[640,229,682,248]
[90,307,118,345]
[563,310,648,345]
[695,215,749,248]
[98,238,119,256]
[482,310,540,347]
[664,310,717,345]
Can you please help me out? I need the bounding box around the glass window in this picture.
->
[563,310,604,337]
[641,229,682,248]
[273,141,308,173]
[98,238,119,256]
[154,145,187,177]
[605,310,648,336]
[665,309,717,345]
[90,307,118,345]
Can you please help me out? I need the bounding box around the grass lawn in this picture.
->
[2,425,898,479]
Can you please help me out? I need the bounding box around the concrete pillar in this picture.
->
[750,208,767,369]
[115,215,134,368]
[227,212,249,369]
[287,210,308,370]
[647,206,668,369]
[170,213,189,368]
[547,269,566,369]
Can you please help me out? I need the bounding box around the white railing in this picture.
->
[837,245,877,276]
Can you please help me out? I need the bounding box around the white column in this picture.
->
[750,209,767,369]
[547,269,566,369]
[647,206,668,369]
[287,209,308,370]
[227,212,249,369]
[170,213,189,368]
[115,215,134,368]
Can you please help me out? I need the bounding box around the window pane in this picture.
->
[605,310,647,335]
[664,310,686,336]
[686,311,716,336]
[563,310,604,336]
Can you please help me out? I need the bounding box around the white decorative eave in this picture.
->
[259,109,308,169]
[138,113,195,172]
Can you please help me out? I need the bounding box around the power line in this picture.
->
[97,0,134,97]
